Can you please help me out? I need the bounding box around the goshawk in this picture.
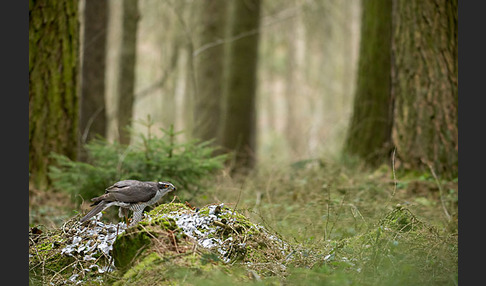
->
[80,180,176,227]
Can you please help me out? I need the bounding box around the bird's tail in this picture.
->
[80,201,108,223]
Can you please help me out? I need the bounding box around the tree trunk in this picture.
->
[220,0,261,171]
[344,0,394,166]
[29,0,79,188]
[192,0,227,144]
[78,0,108,158]
[158,2,183,131]
[116,0,139,145]
[284,15,304,158]
[391,0,458,178]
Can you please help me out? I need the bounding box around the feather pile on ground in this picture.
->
[148,203,290,264]
[29,212,128,285]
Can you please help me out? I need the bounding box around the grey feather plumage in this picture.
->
[79,180,176,226]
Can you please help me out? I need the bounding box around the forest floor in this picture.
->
[29,157,458,285]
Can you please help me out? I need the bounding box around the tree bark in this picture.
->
[391,0,458,178]
[78,0,108,158]
[344,0,394,166]
[220,0,261,171]
[29,0,79,188]
[192,0,227,144]
[116,0,139,145]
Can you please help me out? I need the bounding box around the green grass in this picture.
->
[30,155,458,285]
[189,157,458,285]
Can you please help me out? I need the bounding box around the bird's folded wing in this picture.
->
[106,180,144,191]
[106,184,157,203]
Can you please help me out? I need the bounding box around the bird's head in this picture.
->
[157,181,176,193]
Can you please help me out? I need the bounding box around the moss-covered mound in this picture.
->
[29,203,294,285]
[112,202,293,285]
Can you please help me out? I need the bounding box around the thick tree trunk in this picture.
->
[391,0,458,178]
[344,0,393,166]
[29,0,79,188]
[117,0,139,145]
[220,0,261,170]
[192,0,227,144]
[78,0,108,158]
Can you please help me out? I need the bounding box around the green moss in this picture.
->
[140,215,178,232]
[30,230,76,283]
[112,230,152,270]
[115,252,162,285]
[30,232,65,262]
[112,248,251,286]
[148,202,190,216]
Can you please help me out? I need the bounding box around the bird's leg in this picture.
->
[118,207,130,226]
[129,209,143,227]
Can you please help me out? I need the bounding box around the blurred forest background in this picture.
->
[30,0,365,183]
[29,0,458,189]
[29,0,458,284]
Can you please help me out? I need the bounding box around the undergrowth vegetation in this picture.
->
[48,119,227,205]
[31,137,458,285]
[189,157,458,285]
